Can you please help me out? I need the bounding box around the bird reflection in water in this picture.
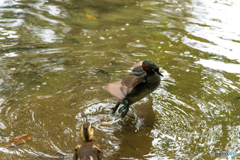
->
[112,99,156,159]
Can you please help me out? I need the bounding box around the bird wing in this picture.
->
[131,61,146,77]
[107,76,145,100]
[107,80,128,100]
[93,144,103,160]
[132,61,143,70]
[121,76,145,89]
[107,61,146,100]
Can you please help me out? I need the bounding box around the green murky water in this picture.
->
[0,0,240,159]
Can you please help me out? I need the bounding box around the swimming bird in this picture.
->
[107,61,163,118]
[73,122,103,160]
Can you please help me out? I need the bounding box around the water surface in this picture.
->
[0,0,240,159]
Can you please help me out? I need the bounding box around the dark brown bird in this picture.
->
[107,61,163,118]
[73,122,103,160]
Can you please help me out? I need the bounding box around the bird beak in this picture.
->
[157,71,164,77]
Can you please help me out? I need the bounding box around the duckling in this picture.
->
[73,122,103,160]
[107,61,163,118]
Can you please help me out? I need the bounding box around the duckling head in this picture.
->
[80,122,94,141]
[142,61,163,77]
